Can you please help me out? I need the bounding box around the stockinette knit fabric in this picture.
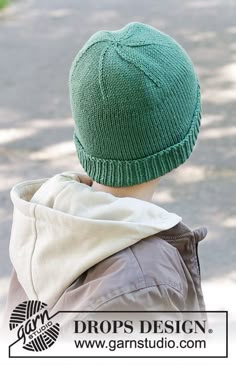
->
[69,22,202,187]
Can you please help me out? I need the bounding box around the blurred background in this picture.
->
[0,0,235,333]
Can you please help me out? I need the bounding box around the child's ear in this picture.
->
[61,171,94,186]
[76,173,94,186]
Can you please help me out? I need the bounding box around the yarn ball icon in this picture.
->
[9,300,60,352]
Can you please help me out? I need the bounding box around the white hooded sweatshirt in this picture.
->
[9,171,182,308]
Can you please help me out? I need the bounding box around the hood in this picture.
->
[9,171,182,307]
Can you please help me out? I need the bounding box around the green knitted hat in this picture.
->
[69,22,201,187]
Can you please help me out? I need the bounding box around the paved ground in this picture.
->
[0,0,236,330]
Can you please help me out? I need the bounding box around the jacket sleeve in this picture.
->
[97,285,185,311]
[82,284,186,321]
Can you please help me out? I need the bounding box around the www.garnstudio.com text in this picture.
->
[74,337,206,351]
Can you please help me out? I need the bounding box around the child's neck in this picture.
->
[91,178,160,203]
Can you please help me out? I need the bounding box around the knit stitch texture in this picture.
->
[69,22,202,187]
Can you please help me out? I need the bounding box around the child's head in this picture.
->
[69,22,201,188]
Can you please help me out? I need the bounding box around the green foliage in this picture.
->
[0,0,9,10]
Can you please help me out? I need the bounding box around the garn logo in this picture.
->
[9,300,60,352]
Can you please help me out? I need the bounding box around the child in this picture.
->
[4,22,207,325]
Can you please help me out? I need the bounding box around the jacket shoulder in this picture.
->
[64,233,188,312]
